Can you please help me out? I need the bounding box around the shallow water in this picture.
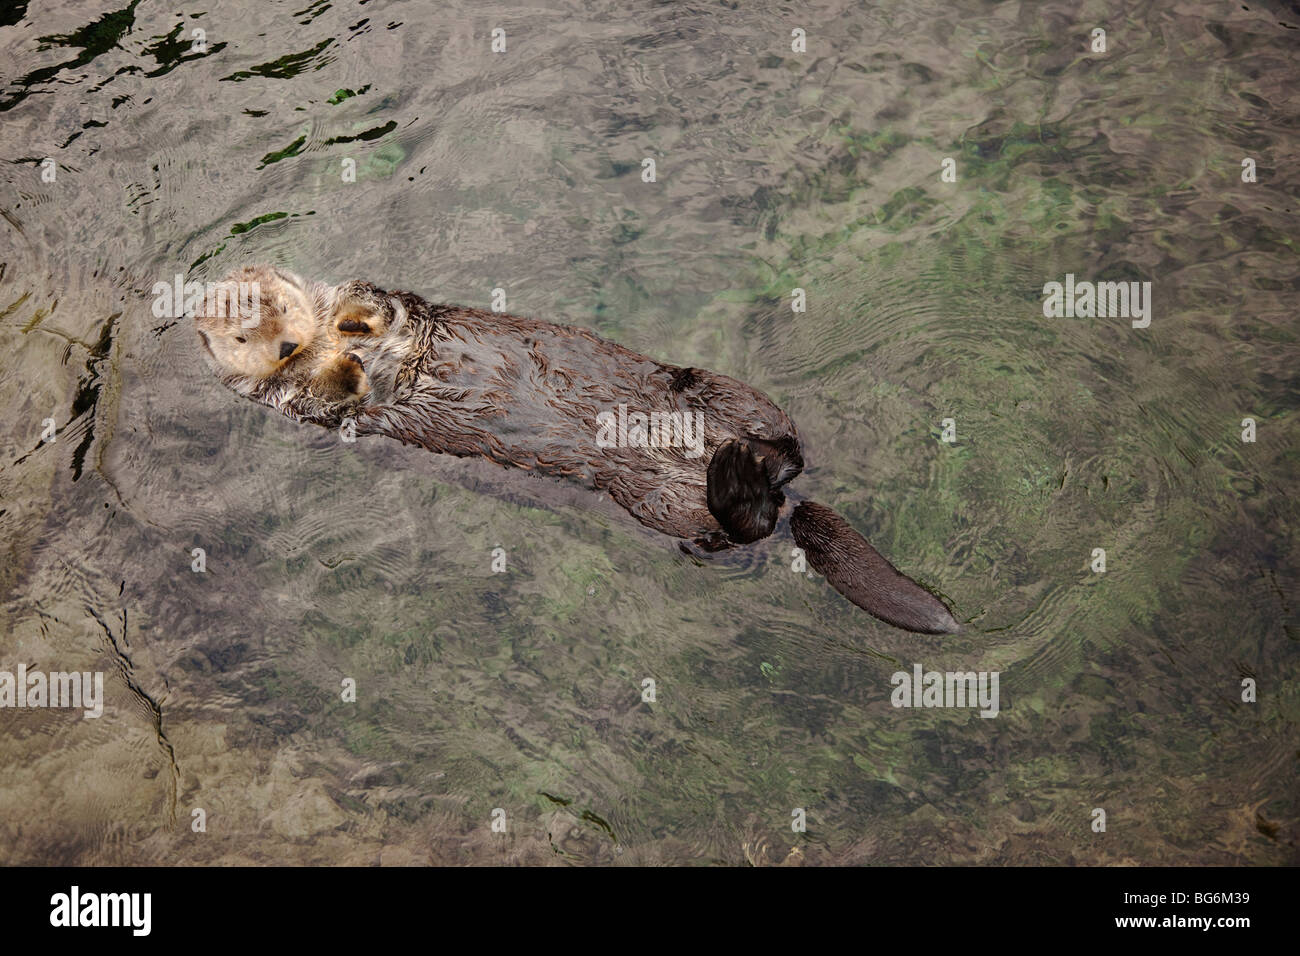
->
[1,0,1297,864]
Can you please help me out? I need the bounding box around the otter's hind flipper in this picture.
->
[790,501,959,635]
[747,435,804,488]
[707,439,785,544]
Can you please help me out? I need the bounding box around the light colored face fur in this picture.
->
[193,265,323,388]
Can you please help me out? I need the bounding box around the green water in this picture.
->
[0,0,1296,864]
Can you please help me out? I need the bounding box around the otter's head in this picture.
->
[194,265,321,390]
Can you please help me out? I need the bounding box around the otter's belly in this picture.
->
[363,310,800,540]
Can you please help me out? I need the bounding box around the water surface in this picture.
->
[0,0,1297,864]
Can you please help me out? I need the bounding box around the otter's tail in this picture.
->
[790,501,960,635]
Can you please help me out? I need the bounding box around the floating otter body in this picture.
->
[195,265,959,634]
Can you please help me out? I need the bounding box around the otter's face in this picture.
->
[194,265,319,385]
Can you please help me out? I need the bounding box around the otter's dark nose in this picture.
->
[278,341,298,360]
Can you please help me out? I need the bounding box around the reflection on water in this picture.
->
[0,0,1296,864]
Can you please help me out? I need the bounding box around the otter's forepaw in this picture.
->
[312,351,371,402]
[337,316,374,334]
[333,280,394,337]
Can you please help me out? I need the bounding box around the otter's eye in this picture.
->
[234,336,247,344]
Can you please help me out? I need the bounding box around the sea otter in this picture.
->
[194,265,960,634]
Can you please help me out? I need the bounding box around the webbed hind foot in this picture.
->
[706,438,785,544]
